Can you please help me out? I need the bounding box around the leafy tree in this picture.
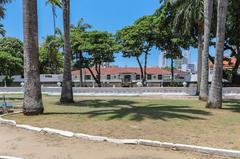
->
[224,0,240,84]
[71,18,91,86]
[0,37,23,59]
[116,15,156,86]
[39,35,63,74]
[0,51,22,86]
[0,37,24,80]
[77,31,117,87]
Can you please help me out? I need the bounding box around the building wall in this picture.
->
[0,72,189,87]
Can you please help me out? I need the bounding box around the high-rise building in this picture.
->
[159,51,171,68]
[159,50,193,69]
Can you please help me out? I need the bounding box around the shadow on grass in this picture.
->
[44,99,212,121]
[223,100,240,112]
[0,97,23,100]
[56,99,138,108]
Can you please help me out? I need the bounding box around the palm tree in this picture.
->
[46,0,61,35]
[199,0,213,101]
[169,0,204,95]
[0,0,12,36]
[71,18,91,31]
[207,0,228,108]
[22,0,44,115]
[60,0,74,103]
[0,23,5,36]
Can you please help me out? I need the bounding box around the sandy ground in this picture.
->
[0,125,230,159]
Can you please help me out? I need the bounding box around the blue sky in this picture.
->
[2,0,199,68]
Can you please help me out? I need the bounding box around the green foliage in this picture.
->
[72,30,117,68]
[39,35,64,74]
[46,0,61,8]
[0,23,5,36]
[71,18,91,32]
[71,29,118,86]
[0,0,12,36]
[0,37,23,59]
[116,15,157,85]
[0,37,23,78]
[0,51,22,85]
[116,15,156,58]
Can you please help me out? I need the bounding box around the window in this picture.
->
[107,75,111,80]
[45,75,52,78]
[85,75,91,80]
[136,74,141,80]
[147,74,152,80]
[158,75,163,80]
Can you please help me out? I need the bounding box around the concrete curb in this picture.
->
[0,156,23,159]
[42,128,74,137]
[16,124,42,132]
[1,114,240,158]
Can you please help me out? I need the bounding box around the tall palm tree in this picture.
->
[22,0,43,115]
[207,0,228,108]
[0,23,5,36]
[0,0,12,36]
[169,0,204,95]
[199,0,213,101]
[60,0,74,103]
[46,0,61,35]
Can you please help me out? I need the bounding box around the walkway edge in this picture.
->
[1,113,240,158]
[0,156,23,159]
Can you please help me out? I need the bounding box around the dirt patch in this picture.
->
[0,125,230,159]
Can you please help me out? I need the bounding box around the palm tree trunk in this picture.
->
[52,4,56,36]
[23,0,43,115]
[196,33,203,95]
[60,0,74,103]
[199,0,213,101]
[171,57,174,84]
[207,0,228,108]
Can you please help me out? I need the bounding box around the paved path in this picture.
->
[0,125,228,159]
[0,87,240,99]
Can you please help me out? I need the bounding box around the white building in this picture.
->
[181,64,195,73]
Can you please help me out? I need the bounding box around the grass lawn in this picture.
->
[4,95,240,150]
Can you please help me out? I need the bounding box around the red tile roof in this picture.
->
[72,67,186,76]
[209,57,237,69]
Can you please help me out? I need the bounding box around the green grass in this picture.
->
[5,96,240,150]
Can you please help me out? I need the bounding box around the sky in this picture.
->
[2,0,199,68]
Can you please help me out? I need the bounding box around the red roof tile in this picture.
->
[209,57,237,69]
[72,67,186,76]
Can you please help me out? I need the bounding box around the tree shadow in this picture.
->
[223,100,240,113]
[55,99,137,109]
[46,99,212,121]
[0,97,23,100]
